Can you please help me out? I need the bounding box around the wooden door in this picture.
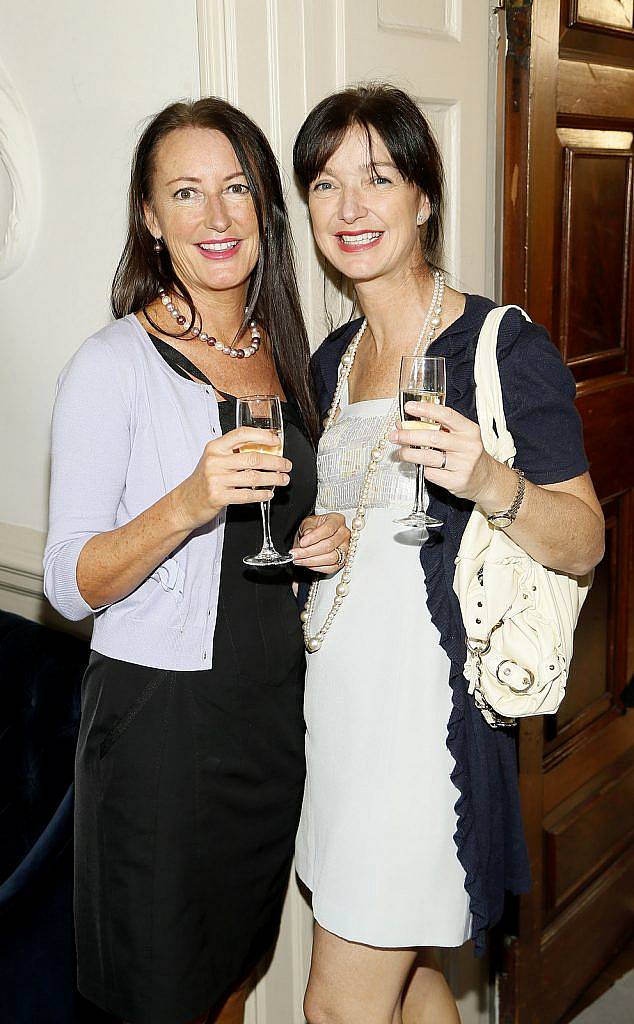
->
[499,2,634,1022]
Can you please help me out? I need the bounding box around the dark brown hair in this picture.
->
[112,97,319,444]
[293,83,445,268]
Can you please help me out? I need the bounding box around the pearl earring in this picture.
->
[153,238,163,253]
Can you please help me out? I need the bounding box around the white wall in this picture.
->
[0,0,200,533]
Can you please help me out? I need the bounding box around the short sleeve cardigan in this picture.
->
[307,294,589,954]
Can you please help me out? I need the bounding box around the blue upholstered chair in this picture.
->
[0,610,112,1023]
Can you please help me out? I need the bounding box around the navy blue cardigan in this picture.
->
[306,294,589,954]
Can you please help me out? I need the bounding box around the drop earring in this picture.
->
[416,212,424,226]
[153,238,163,253]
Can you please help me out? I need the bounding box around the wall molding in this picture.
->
[196,0,238,101]
[377,0,462,42]
[335,0,347,88]
[0,58,41,280]
[266,0,283,159]
[0,522,48,625]
[0,522,44,590]
[419,98,461,283]
[0,563,42,601]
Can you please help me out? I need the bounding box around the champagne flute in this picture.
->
[236,395,293,567]
[394,355,446,529]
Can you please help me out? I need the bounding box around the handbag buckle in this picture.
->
[466,635,491,656]
[466,618,504,658]
[496,659,534,693]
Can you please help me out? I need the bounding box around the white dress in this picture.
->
[295,386,472,947]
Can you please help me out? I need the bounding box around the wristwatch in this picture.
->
[487,469,526,529]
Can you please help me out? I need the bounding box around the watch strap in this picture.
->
[487,469,526,528]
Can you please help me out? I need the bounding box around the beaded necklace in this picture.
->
[302,270,446,652]
[158,288,261,359]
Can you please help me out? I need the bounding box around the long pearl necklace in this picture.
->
[158,288,262,359]
[301,269,445,653]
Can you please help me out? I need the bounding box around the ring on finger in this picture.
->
[335,546,345,568]
[439,451,447,470]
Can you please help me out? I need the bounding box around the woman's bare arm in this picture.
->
[77,428,291,609]
[391,402,604,577]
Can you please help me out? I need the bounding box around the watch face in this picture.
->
[490,513,513,529]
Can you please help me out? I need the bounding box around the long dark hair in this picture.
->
[293,83,445,269]
[112,97,319,444]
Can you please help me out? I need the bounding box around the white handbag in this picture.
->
[453,306,593,727]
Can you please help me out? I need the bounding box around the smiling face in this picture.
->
[144,126,260,300]
[307,124,429,286]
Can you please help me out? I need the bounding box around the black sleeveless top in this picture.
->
[148,334,317,683]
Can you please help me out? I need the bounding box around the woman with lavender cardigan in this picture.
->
[44,98,348,1024]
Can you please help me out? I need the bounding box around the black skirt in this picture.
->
[74,400,316,1024]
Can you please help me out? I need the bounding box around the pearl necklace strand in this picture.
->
[301,269,445,653]
[158,288,261,359]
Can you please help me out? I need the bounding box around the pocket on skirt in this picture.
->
[99,669,171,760]
[80,655,173,763]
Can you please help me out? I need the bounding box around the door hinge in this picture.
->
[493,0,533,10]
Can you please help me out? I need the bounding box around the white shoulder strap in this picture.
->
[474,305,531,466]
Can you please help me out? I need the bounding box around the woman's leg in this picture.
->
[304,922,418,1024]
[121,974,249,1024]
[401,950,461,1024]
[209,975,250,1024]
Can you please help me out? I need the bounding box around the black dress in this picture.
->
[74,342,316,1024]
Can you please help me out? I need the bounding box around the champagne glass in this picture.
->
[236,395,293,567]
[394,355,446,529]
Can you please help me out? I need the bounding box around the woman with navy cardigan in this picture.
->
[43,98,348,1024]
[292,84,604,1024]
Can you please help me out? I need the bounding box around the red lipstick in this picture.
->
[196,238,242,261]
[335,230,384,253]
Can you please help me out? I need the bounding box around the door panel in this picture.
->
[557,135,631,373]
[573,0,634,32]
[499,2,634,1021]
[544,750,634,912]
[539,849,634,1022]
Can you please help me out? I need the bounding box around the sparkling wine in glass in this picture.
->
[394,355,446,529]
[236,395,293,567]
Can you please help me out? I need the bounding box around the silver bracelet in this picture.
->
[486,469,526,529]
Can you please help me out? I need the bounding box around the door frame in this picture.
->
[496,2,634,1021]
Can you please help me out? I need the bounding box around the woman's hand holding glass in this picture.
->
[173,428,292,532]
[291,513,350,574]
[389,401,499,506]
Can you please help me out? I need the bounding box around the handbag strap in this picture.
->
[473,305,531,467]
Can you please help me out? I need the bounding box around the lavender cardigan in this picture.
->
[44,315,226,671]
